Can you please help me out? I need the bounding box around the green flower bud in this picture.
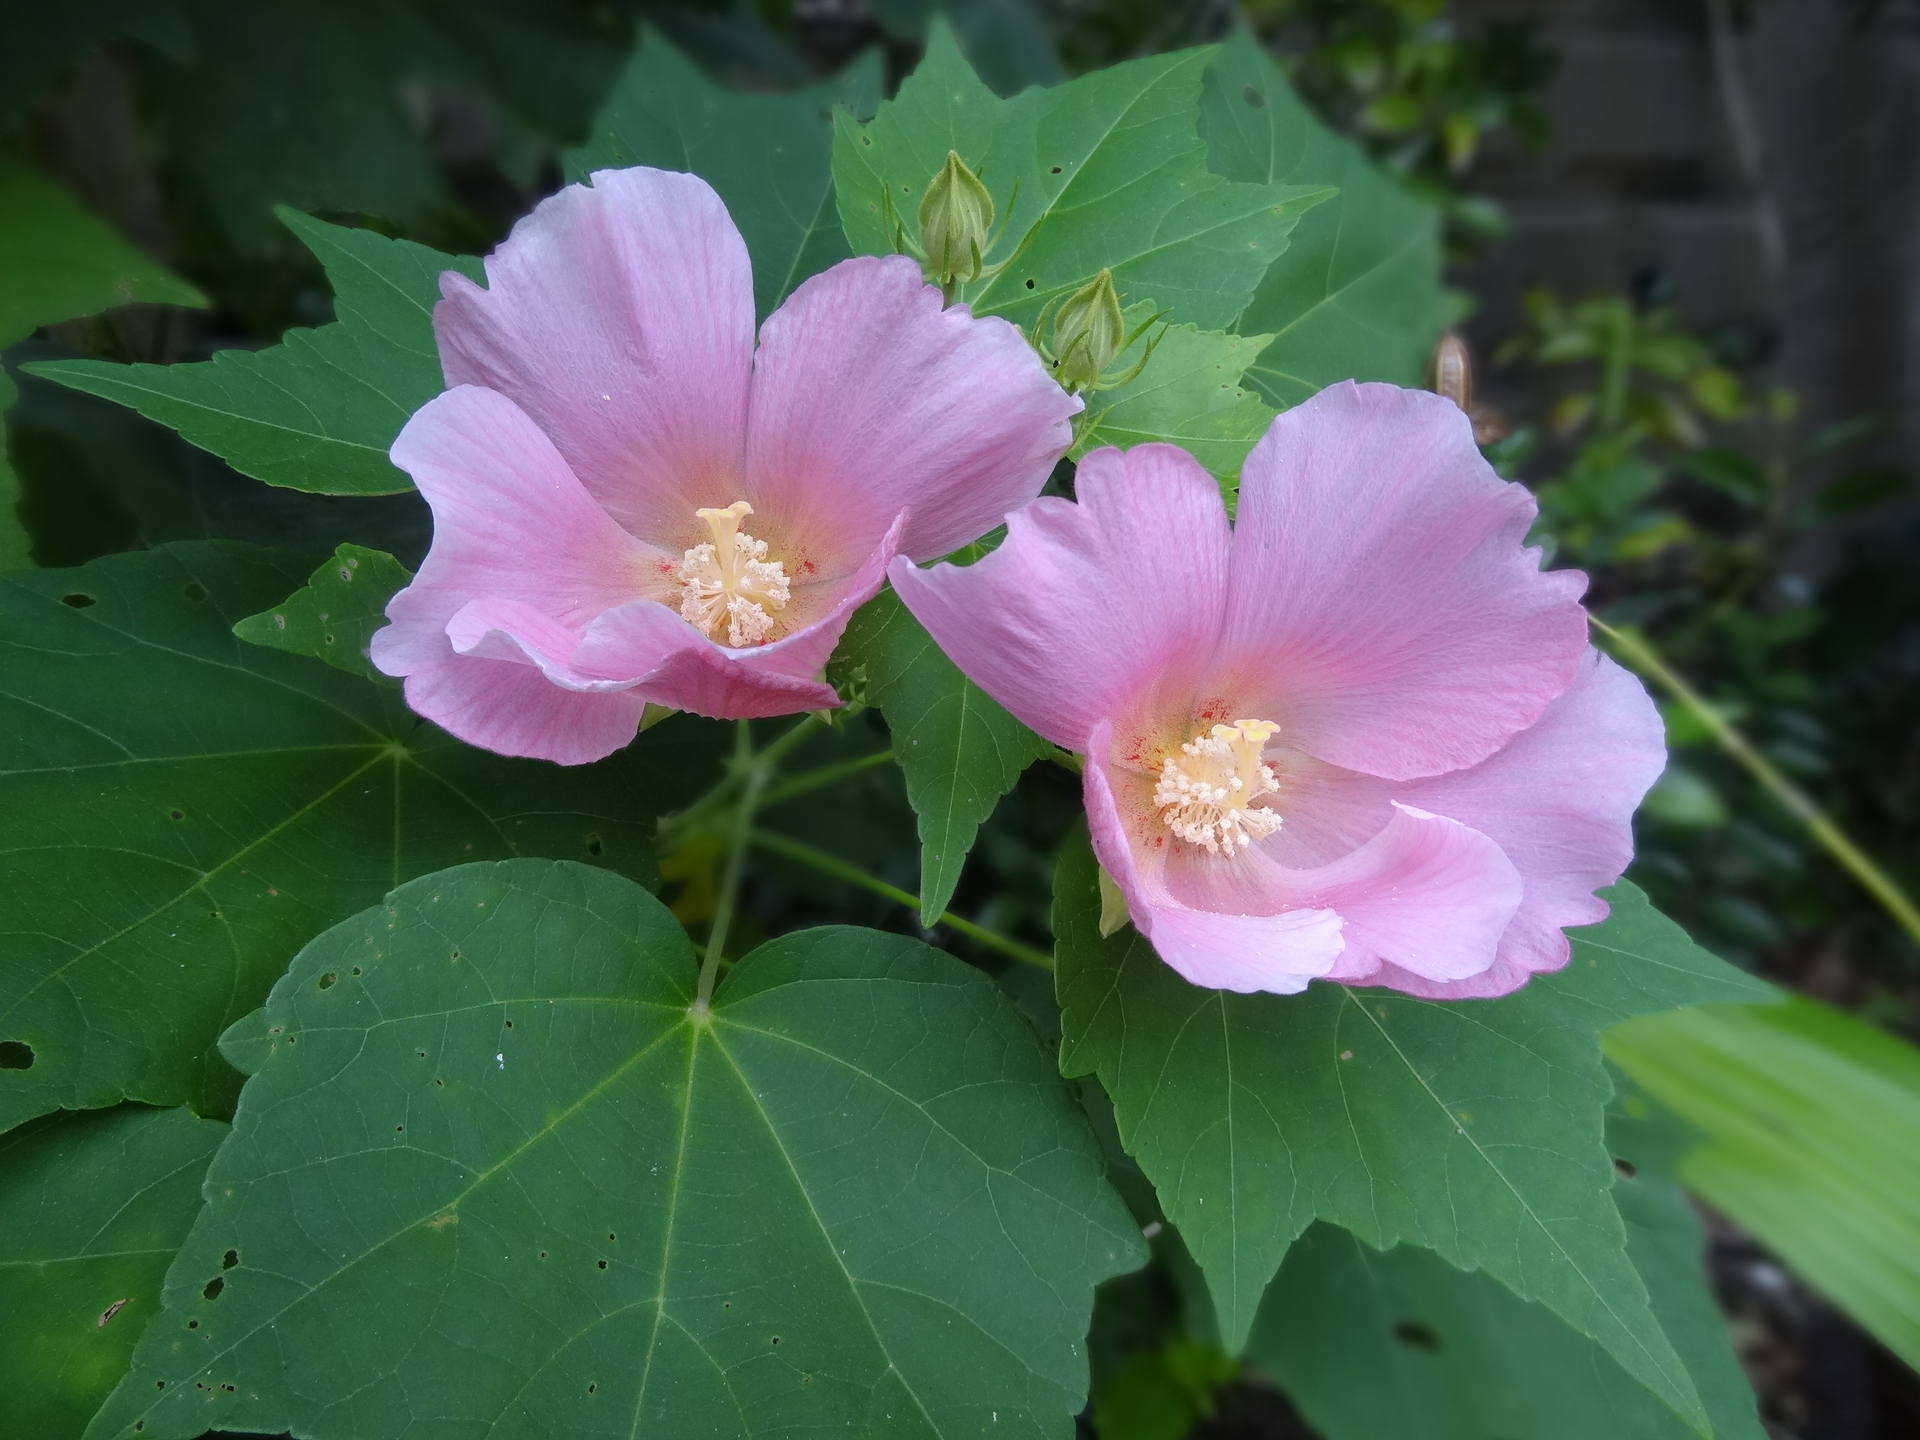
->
[917,150,994,287]
[1050,269,1125,394]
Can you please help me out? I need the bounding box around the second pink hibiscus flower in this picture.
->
[372,166,1080,764]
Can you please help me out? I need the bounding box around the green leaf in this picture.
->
[0,1104,224,1440]
[1197,31,1444,409]
[1052,828,1772,1428]
[835,588,1054,919]
[1,370,30,572]
[26,210,481,495]
[864,0,1064,97]
[232,542,412,678]
[1245,1094,1764,1440]
[567,34,882,320]
[0,0,189,127]
[1604,996,1920,1370]
[0,541,704,1133]
[1070,306,1276,486]
[833,26,1332,333]
[93,861,1146,1439]
[0,162,204,348]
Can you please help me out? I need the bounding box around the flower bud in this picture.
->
[917,150,994,287]
[1050,269,1126,394]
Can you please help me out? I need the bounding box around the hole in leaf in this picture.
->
[156,1381,165,1389]
[1049,165,1062,174]
[434,1078,444,1087]
[187,1320,198,1329]
[597,1259,608,1270]
[222,1249,238,1270]
[0,1041,33,1070]
[1392,1321,1440,1351]
[1242,83,1266,108]
[608,1233,616,1242]
[202,1277,224,1301]
[584,832,603,856]
[539,1250,548,1259]
[350,966,362,976]
[183,583,208,601]
[1614,1157,1638,1180]
[61,593,96,608]
[135,1424,144,1432]
[395,1125,404,1133]
[504,1020,514,1029]
[169,809,185,821]
[770,1336,780,1346]
[1024,278,1036,289]
[587,1384,596,1395]
[318,972,338,990]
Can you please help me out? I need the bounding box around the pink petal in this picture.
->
[746,255,1079,567]
[889,445,1231,751]
[1085,723,1346,995]
[401,652,647,767]
[1222,382,1590,782]
[371,385,662,679]
[433,168,754,545]
[1380,649,1665,998]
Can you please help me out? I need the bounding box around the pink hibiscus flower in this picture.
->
[371,167,1080,764]
[890,382,1666,998]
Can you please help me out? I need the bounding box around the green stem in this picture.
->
[759,750,894,809]
[695,720,766,1010]
[748,829,1054,971]
[1592,615,1920,946]
[659,714,822,849]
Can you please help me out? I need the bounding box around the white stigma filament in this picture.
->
[1153,719,1283,856]
[676,501,791,647]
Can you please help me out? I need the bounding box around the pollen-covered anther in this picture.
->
[677,501,791,647]
[1153,718,1283,855]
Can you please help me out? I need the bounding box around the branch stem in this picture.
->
[1592,615,1920,946]
[694,720,766,1010]
[747,828,1054,970]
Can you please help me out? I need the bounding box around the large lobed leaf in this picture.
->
[566,34,882,321]
[0,541,702,1132]
[231,541,413,679]
[833,26,1331,334]
[91,860,1146,1439]
[0,1104,225,1440]
[1605,996,1920,1369]
[25,211,480,495]
[835,589,1054,920]
[1197,31,1444,409]
[1051,829,1773,1430]
[1247,1093,1765,1440]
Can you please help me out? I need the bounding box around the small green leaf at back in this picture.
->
[835,588,1055,919]
[92,861,1146,1439]
[24,211,480,495]
[233,543,411,679]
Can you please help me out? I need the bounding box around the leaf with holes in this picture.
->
[1052,829,1771,1430]
[91,860,1146,1439]
[0,1105,225,1440]
[1070,307,1275,487]
[232,543,412,679]
[24,210,480,495]
[566,33,881,320]
[0,541,713,1133]
[832,25,1331,333]
[1244,1090,1765,1440]
[1197,30,1444,409]
[835,588,1055,919]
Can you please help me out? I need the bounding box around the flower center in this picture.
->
[676,501,791,647]
[1153,718,1283,856]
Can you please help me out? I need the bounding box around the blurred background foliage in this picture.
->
[3,0,1918,1436]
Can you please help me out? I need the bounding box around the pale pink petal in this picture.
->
[745,255,1079,567]
[401,652,647,767]
[1221,382,1590,781]
[889,445,1230,751]
[1380,649,1665,998]
[371,385,661,679]
[1085,724,1345,994]
[434,167,754,543]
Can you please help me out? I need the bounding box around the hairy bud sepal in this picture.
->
[917,151,995,294]
[1031,270,1168,397]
